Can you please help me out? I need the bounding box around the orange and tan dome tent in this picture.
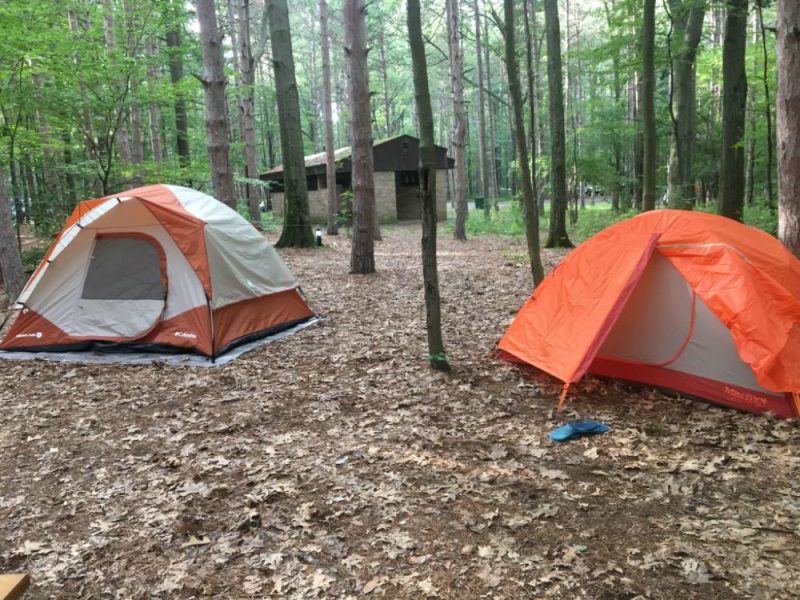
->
[1,184,314,358]
[498,210,800,418]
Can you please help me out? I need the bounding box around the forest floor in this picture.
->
[1,224,799,599]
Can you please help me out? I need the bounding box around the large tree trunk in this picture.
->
[543,0,572,248]
[446,0,468,240]
[344,0,376,273]
[237,0,262,225]
[777,0,800,256]
[667,0,706,209]
[504,0,545,284]
[0,164,25,306]
[408,0,449,371]
[320,0,339,235]
[641,0,657,212]
[165,25,191,166]
[196,0,237,208]
[267,0,315,247]
[719,0,748,222]
[473,0,490,218]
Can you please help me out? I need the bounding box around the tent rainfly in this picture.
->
[498,210,800,418]
[0,184,314,358]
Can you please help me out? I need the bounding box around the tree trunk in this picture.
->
[408,0,449,371]
[165,24,191,166]
[757,0,775,207]
[504,0,545,284]
[446,0,468,240]
[523,0,540,223]
[267,0,315,247]
[0,163,25,305]
[483,14,499,204]
[777,0,800,256]
[146,40,164,162]
[473,0,490,218]
[103,0,131,167]
[543,0,572,248]
[667,0,706,209]
[378,25,392,138]
[719,0,748,222]
[320,0,339,235]
[642,0,657,211]
[344,0,376,272]
[196,0,237,208]
[237,0,263,225]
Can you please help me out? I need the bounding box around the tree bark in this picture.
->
[344,0,376,273]
[446,0,468,240]
[408,0,449,371]
[543,0,572,248]
[320,0,339,235]
[642,0,657,212]
[473,0,490,218]
[196,0,237,208]
[667,0,706,209]
[165,21,191,166]
[237,0,262,225]
[504,0,545,284]
[719,0,748,222]
[267,0,315,247]
[0,163,25,305]
[777,0,800,256]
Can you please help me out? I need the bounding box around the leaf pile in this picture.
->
[1,225,799,599]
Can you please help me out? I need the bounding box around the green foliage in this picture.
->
[20,245,47,274]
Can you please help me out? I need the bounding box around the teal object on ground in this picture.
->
[549,420,609,442]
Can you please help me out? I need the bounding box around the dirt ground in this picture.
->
[1,224,799,599]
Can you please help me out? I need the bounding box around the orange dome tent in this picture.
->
[1,185,315,359]
[498,210,800,418]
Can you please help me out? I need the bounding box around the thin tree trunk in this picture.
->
[777,0,800,255]
[744,10,757,206]
[446,0,468,240]
[642,0,657,211]
[504,0,545,284]
[719,0,748,222]
[543,0,572,248]
[667,0,706,208]
[484,13,499,203]
[523,0,540,223]
[378,26,392,137]
[267,0,315,247]
[103,0,131,166]
[196,0,237,208]
[146,40,164,162]
[320,0,338,235]
[166,23,191,166]
[757,0,775,207]
[408,0,449,371]
[0,163,25,305]
[344,0,376,272]
[473,0,490,218]
[237,0,262,225]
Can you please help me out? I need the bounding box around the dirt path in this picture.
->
[1,225,798,599]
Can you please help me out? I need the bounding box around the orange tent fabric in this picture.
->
[498,210,800,417]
